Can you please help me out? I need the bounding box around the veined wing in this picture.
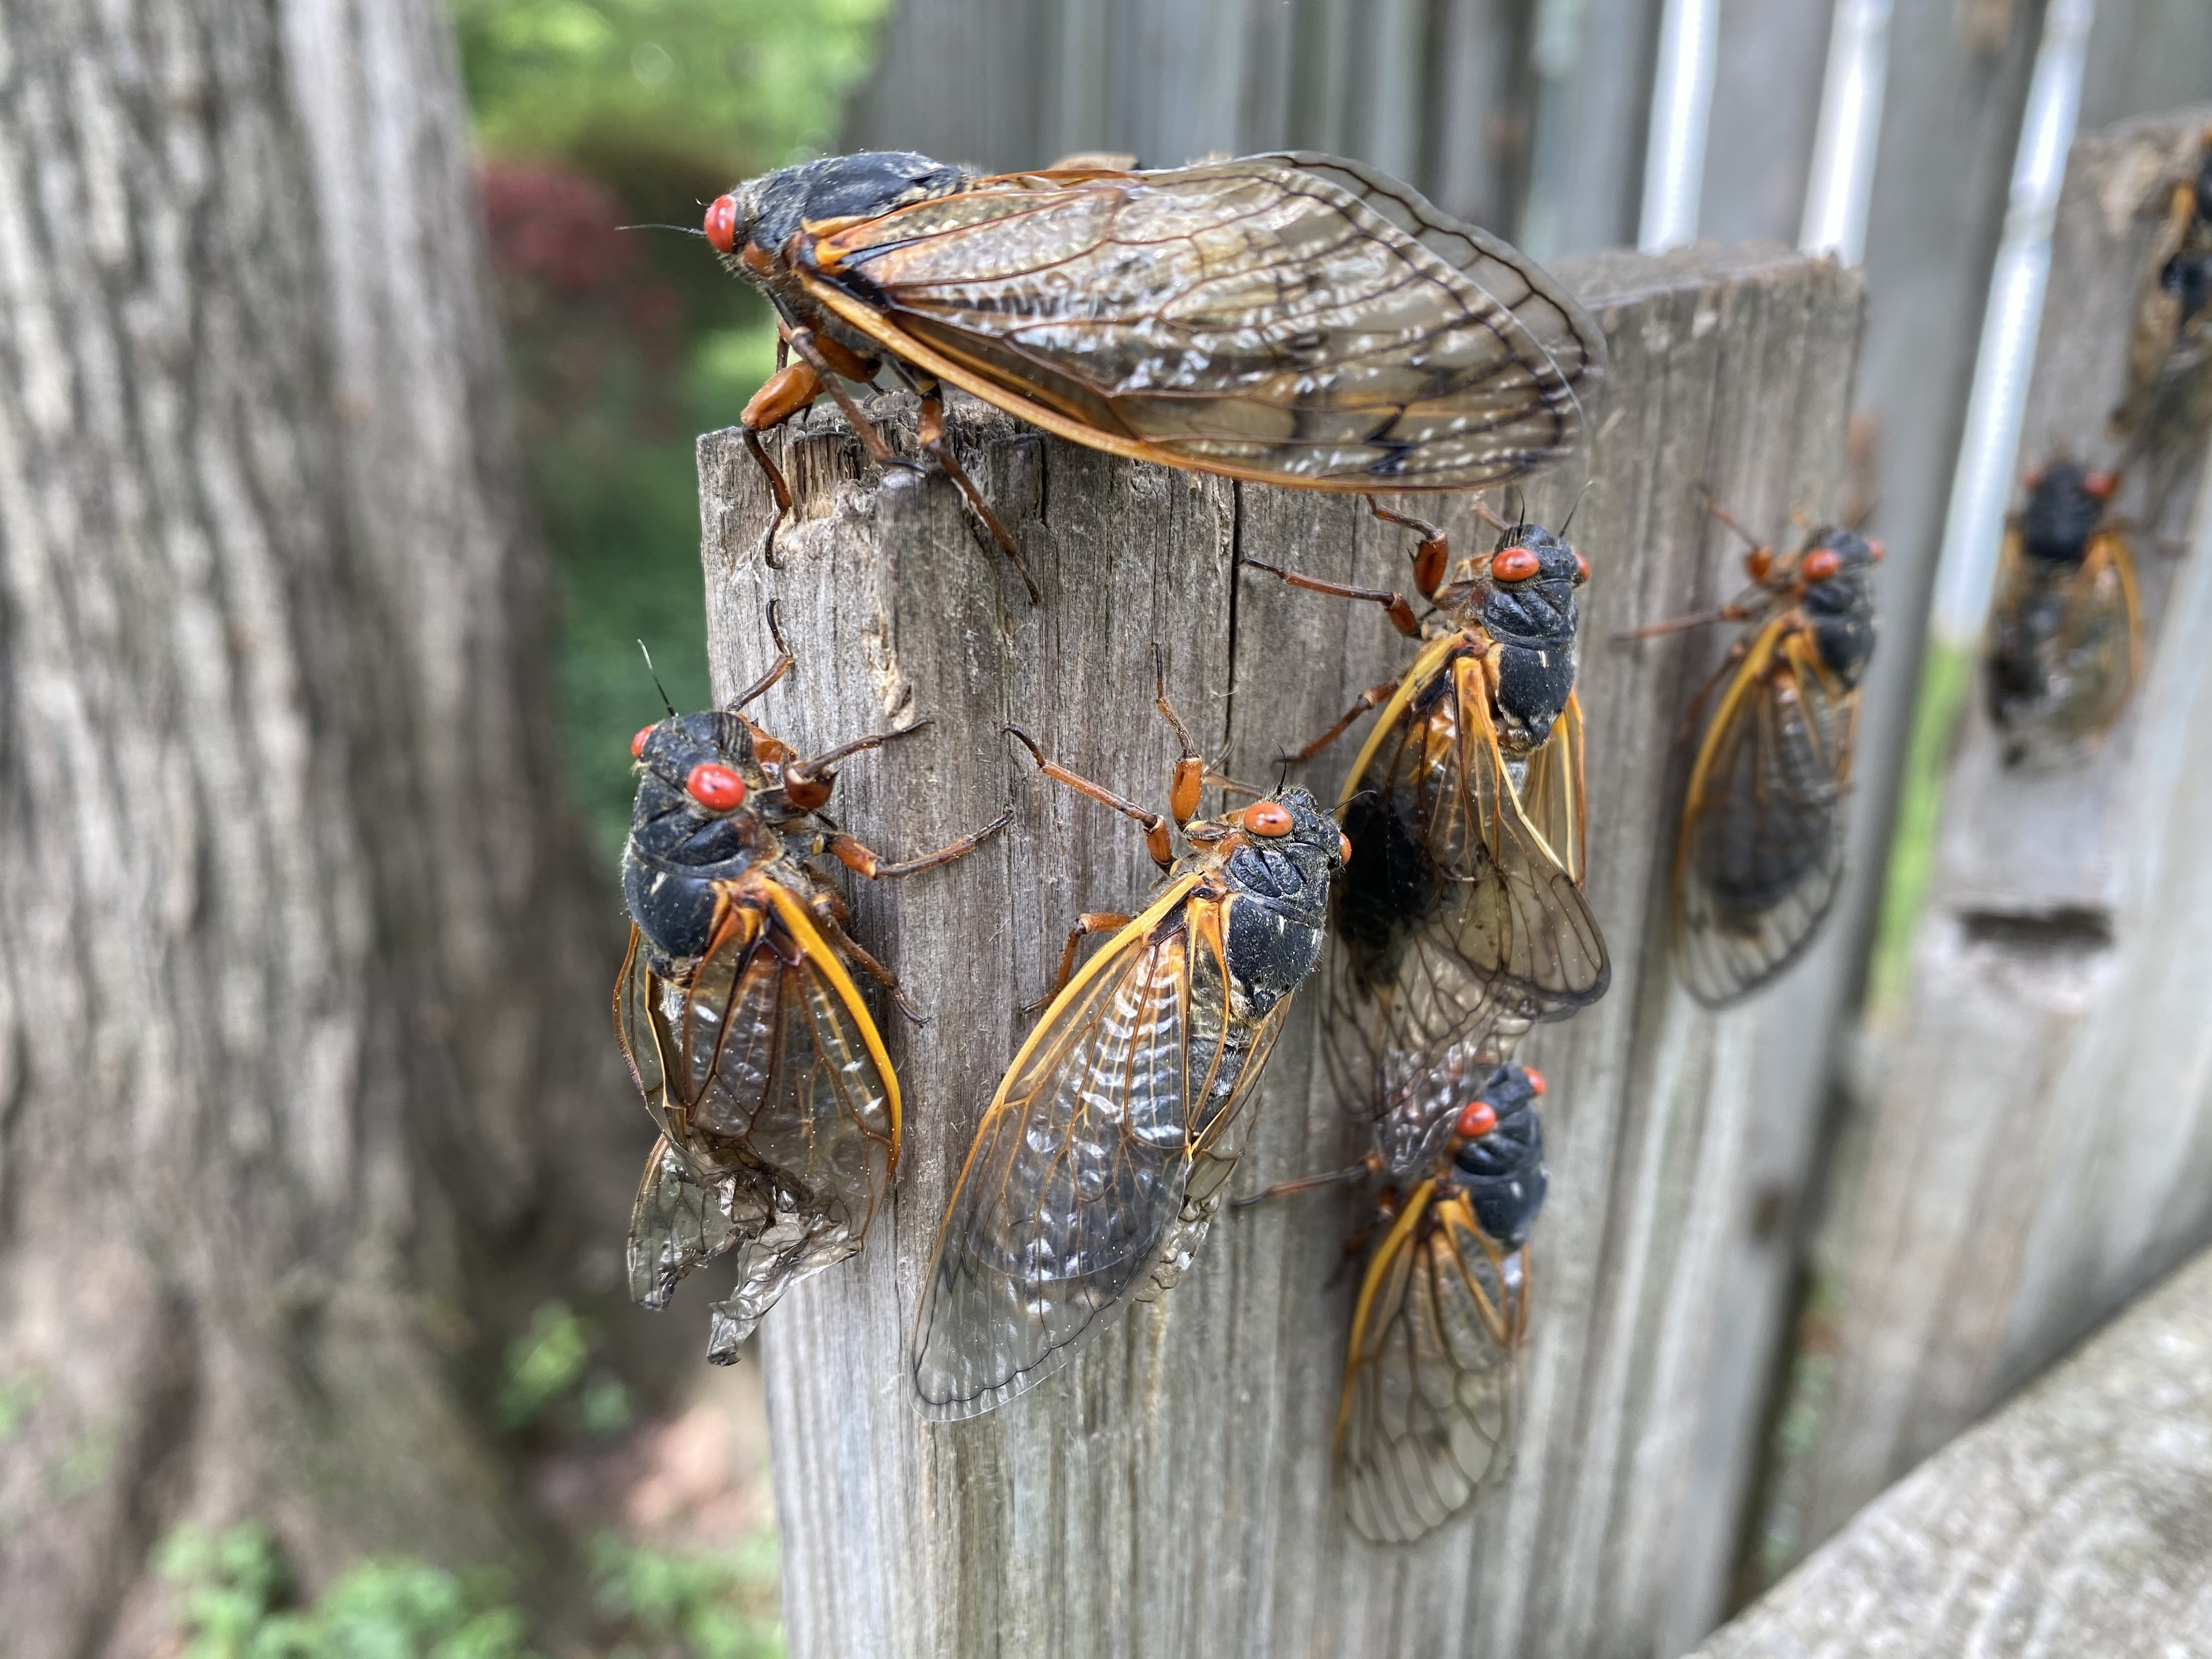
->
[913,877,1245,1419]
[1338,1182,1526,1545]
[1518,689,1589,887]
[1332,645,1607,1085]
[1675,620,1854,1007]
[627,1136,753,1311]
[615,877,899,1290]
[800,157,1595,491]
[1250,151,1605,400]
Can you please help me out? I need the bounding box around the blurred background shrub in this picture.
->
[454,0,891,857]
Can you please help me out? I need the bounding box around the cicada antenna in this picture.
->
[1559,478,1594,539]
[636,640,678,718]
[617,224,709,237]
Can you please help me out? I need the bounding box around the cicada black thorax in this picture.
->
[1791,527,1880,690]
[1374,1058,1551,1251]
[709,151,973,351]
[1466,522,1585,757]
[1207,787,1340,1017]
[620,709,817,978]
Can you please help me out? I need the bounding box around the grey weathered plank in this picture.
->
[1693,1243,2212,1659]
[694,244,1861,1658]
[1760,104,2212,1578]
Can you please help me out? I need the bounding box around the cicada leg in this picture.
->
[916,389,1039,606]
[1272,680,1402,766]
[807,892,924,1026]
[1003,725,1179,868]
[1229,1161,1373,1210]
[782,718,935,811]
[826,805,1015,881]
[1023,912,1135,1014]
[740,362,823,566]
[1366,496,1454,601]
[1244,555,1423,640]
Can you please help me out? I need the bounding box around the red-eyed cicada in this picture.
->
[1641,499,1881,1007]
[1251,498,1608,1092]
[1239,1056,1549,1543]
[2113,126,2212,457]
[1986,460,2140,765]
[910,668,1348,1419]
[702,150,1606,597]
[617,623,1008,1362]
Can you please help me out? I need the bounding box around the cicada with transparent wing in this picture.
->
[910,665,1348,1419]
[1641,501,1881,1008]
[1250,498,1608,1095]
[2114,126,2212,450]
[1240,1057,1549,1543]
[616,621,1009,1363]
[703,149,1607,595]
[1987,461,2141,766]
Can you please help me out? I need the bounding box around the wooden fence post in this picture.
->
[1696,1242,2212,1657]
[695,244,1861,1659]
[1754,104,2212,1575]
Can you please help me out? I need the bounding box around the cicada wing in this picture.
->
[1336,654,1608,1071]
[1674,623,1854,1007]
[614,926,684,1148]
[803,158,1592,492]
[2117,181,2196,437]
[618,881,898,1343]
[1249,150,1607,403]
[915,882,1291,1418]
[1338,1186,1525,1545]
[1517,690,1589,887]
[672,882,898,1241]
[627,1136,760,1311]
[2061,528,2143,738]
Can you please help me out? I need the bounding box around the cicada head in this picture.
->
[2019,460,2114,567]
[622,710,780,969]
[1210,787,1346,1015]
[1448,1064,1549,1250]
[1479,522,1585,653]
[1792,527,1881,689]
[705,151,970,275]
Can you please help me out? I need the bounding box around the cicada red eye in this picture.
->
[631,724,657,760]
[1243,800,1294,837]
[1867,538,1887,563]
[1338,831,1353,864]
[2084,470,2119,501]
[1455,1102,1499,1139]
[1492,545,1541,583]
[1801,546,1843,583]
[1524,1067,1546,1096]
[686,763,747,811]
[1573,549,1590,584]
[704,194,741,255]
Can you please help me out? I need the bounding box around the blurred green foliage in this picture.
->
[496,1299,636,1435]
[454,0,885,858]
[157,1523,780,1659]
[157,1524,531,1659]
[590,1532,783,1659]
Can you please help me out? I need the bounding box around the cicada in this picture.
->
[616,623,1008,1362]
[1986,461,2140,765]
[2113,125,2212,456]
[703,150,1607,597]
[1250,498,1608,1091]
[910,668,1348,1419]
[1649,501,1881,1007]
[1239,1057,1549,1544]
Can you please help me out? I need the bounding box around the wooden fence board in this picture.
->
[1694,1243,2212,1658]
[695,244,1861,1658]
[1761,104,2212,1579]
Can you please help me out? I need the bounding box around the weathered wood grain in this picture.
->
[1694,1242,2212,1659]
[693,245,1861,1658]
[1760,104,2212,1580]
